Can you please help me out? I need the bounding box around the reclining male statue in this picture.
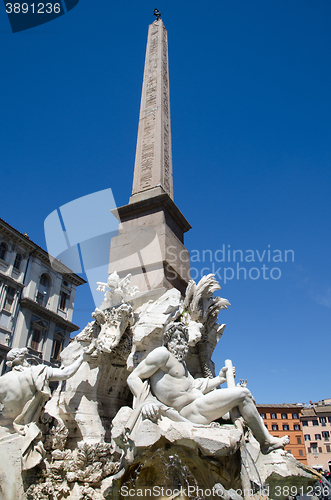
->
[127,322,289,455]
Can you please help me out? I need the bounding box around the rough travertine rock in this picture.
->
[256,449,322,500]
[112,410,242,459]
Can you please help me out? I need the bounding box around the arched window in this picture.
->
[13,253,22,270]
[36,273,50,306]
[0,242,7,261]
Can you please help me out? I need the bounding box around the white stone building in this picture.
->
[0,218,85,373]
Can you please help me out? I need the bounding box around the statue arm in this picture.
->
[127,347,170,399]
[193,375,223,393]
[48,351,87,381]
[193,366,234,393]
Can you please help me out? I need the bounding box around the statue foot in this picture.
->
[261,435,289,455]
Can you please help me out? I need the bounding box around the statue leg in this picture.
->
[179,387,251,424]
[179,387,289,454]
[237,394,289,454]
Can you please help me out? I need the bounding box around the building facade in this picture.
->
[300,399,331,472]
[257,404,307,464]
[0,218,85,373]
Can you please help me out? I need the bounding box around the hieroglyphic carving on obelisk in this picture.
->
[130,19,173,202]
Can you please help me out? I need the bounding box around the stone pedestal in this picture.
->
[109,194,191,303]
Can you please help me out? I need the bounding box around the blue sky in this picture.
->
[1,0,330,404]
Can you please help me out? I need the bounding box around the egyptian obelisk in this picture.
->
[109,13,191,304]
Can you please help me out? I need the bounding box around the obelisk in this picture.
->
[130,16,173,203]
[109,15,191,304]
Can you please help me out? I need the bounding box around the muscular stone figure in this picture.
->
[127,322,289,454]
[0,347,88,429]
[0,347,91,499]
[0,347,89,473]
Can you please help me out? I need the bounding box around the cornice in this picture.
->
[0,218,86,287]
[113,193,192,234]
[20,297,80,332]
[0,269,25,288]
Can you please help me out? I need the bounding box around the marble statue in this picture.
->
[0,346,89,470]
[96,271,139,309]
[127,321,289,455]
[92,304,134,354]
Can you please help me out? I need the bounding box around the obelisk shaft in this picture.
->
[130,19,173,203]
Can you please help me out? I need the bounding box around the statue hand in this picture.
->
[141,402,162,422]
[219,366,228,379]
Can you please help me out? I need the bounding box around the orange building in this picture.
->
[257,404,307,464]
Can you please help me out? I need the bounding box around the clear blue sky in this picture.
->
[1,0,330,404]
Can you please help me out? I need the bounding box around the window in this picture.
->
[294,424,300,431]
[320,417,327,426]
[51,338,62,360]
[287,449,291,454]
[36,274,50,307]
[271,413,277,419]
[13,253,22,270]
[51,331,65,360]
[59,291,69,311]
[297,437,302,444]
[328,417,331,424]
[299,450,304,456]
[322,431,330,441]
[29,318,48,353]
[292,413,299,419]
[260,413,266,419]
[304,435,311,441]
[40,274,48,287]
[3,286,15,312]
[281,413,288,419]
[265,424,268,429]
[315,434,322,440]
[302,420,308,426]
[311,443,318,451]
[272,424,279,431]
[283,424,290,431]
[31,328,42,351]
[0,242,7,260]
[313,420,318,426]
[326,445,331,452]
